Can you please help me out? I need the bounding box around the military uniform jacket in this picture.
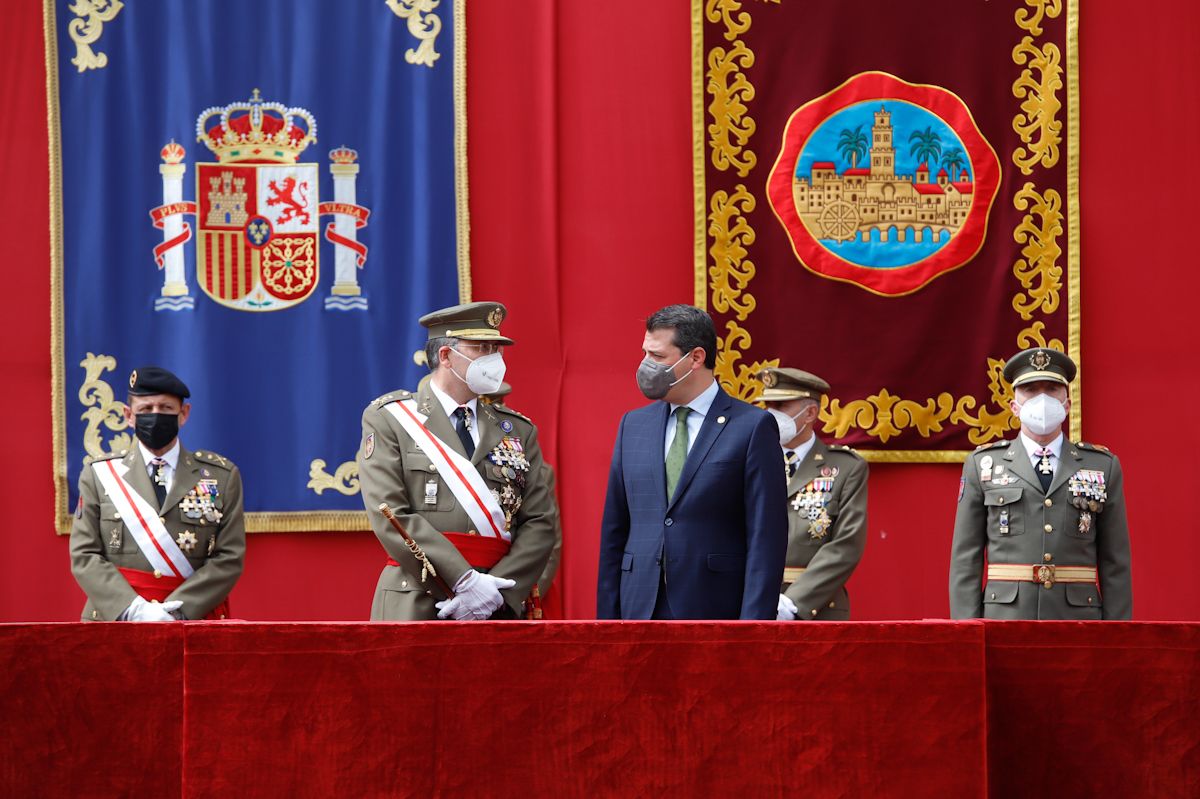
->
[949,438,1132,620]
[782,439,868,620]
[357,376,557,620]
[69,445,246,621]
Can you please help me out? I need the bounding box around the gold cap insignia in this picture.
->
[487,307,504,328]
[129,370,138,389]
[1030,350,1051,370]
[760,371,777,388]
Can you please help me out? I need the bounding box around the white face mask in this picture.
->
[450,348,507,395]
[767,407,806,446]
[1017,392,1066,436]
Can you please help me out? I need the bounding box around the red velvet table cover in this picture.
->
[2,621,1197,797]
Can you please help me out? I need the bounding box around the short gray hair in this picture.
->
[424,336,458,372]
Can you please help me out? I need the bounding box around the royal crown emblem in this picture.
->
[147,90,372,313]
[1030,350,1052,370]
[760,370,778,388]
[195,89,317,164]
[488,307,504,328]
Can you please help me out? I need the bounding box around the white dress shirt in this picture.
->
[664,379,720,458]
[1019,431,1063,475]
[138,439,180,495]
[429,380,481,447]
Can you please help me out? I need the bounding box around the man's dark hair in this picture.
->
[645,304,717,369]
[424,336,458,372]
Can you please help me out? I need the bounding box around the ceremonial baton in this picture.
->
[377,503,455,598]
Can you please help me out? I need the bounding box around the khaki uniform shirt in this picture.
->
[357,376,556,620]
[781,439,868,620]
[949,437,1132,619]
[69,445,245,621]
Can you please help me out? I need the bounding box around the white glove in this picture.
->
[435,570,517,620]
[776,593,798,622]
[122,596,184,622]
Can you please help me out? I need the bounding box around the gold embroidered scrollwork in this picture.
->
[705,0,751,42]
[1011,182,1063,320]
[386,0,443,68]
[1011,36,1063,175]
[78,353,131,463]
[67,0,124,73]
[708,185,757,321]
[308,459,361,496]
[706,40,757,178]
[1014,0,1062,36]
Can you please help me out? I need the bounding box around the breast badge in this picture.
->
[176,530,198,554]
[1068,469,1107,513]
[791,475,836,540]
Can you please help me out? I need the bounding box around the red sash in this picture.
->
[118,567,232,620]
[386,531,510,570]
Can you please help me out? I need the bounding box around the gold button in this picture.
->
[810,609,818,617]
[159,517,166,524]
[153,569,162,579]
[429,463,437,472]
[1043,553,1052,562]
[468,529,478,536]
[220,614,227,619]
[828,601,835,608]
[401,580,408,588]
[1043,581,1053,589]
[92,610,98,619]
[1087,597,1093,604]
[990,593,996,600]
[997,497,1006,504]
[1044,524,1053,533]
[1044,498,1053,507]
[150,599,160,604]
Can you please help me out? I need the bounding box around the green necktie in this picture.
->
[665,406,691,501]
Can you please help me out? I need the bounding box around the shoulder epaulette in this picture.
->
[90,451,124,463]
[974,439,1008,452]
[829,444,863,459]
[193,450,233,469]
[370,389,412,406]
[493,403,532,424]
[1077,441,1112,454]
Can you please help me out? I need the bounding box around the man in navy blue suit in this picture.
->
[597,305,788,619]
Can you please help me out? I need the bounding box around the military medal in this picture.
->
[1078,511,1093,535]
[207,534,217,556]
[979,455,993,483]
[176,530,198,554]
[500,419,514,433]
[424,477,439,506]
[999,509,1010,536]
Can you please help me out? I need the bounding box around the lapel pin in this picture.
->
[717,416,726,424]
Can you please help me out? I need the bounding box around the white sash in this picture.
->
[383,399,510,541]
[92,459,195,578]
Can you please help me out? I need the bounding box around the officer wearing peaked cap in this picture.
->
[356,302,557,620]
[70,366,245,621]
[949,347,1132,619]
[754,367,868,621]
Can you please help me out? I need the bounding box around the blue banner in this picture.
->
[50,0,466,530]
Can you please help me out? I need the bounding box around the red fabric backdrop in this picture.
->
[2,1,1199,622]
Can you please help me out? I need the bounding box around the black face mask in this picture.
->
[134,413,179,450]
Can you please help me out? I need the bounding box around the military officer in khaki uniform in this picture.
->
[483,382,562,603]
[949,348,1132,620]
[357,302,557,621]
[755,368,868,621]
[70,367,245,621]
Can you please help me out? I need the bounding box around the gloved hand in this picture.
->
[122,595,183,622]
[435,570,517,620]
[776,593,798,622]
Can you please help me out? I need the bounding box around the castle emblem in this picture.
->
[767,72,1001,296]
[148,89,371,312]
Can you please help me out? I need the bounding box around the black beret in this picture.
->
[128,366,190,399]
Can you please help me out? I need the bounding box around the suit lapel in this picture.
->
[473,404,504,466]
[788,438,829,495]
[161,445,200,514]
[1001,440,1043,493]
[1047,440,1082,495]
[414,377,469,458]
[651,402,669,506]
[667,388,732,511]
[121,447,161,511]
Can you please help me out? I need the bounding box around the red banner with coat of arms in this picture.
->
[695,0,1079,460]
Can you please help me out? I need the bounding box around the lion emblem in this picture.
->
[265,176,311,225]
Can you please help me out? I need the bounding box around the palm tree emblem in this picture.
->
[909,126,943,167]
[837,125,869,169]
[941,147,967,181]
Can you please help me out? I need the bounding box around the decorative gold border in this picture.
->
[692,0,1081,462]
[48,0,471,533]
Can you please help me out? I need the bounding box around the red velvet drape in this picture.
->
[2,2,1199,622]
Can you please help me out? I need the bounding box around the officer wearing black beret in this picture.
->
[949,347,1132,619]
[69,366,245,621]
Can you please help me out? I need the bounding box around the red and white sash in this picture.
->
[92,459,194,579]
[383,399,510,541]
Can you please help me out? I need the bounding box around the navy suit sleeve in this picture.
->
[739,411,789,619]
[596,413,630,619]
